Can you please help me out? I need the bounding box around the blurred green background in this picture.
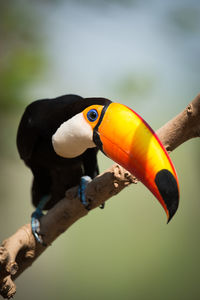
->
[0,0,200,299]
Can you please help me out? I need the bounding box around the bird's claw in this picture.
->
[31,195,50,246]
[99,203,105,209]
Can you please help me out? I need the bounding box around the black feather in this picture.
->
[17,94,110,209]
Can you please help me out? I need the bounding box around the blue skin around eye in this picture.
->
[87,109,98,122]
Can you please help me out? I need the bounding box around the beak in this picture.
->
[95,102,179,222]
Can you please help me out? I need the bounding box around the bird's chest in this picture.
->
[50,159,84,189]
[44,158,84,208]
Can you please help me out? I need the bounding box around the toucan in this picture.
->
[17,94,179,244]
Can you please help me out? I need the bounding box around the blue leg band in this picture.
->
[78,176,92,209]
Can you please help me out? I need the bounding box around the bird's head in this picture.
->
[52,99,179,222]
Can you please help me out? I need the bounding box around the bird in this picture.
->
[17,94,179,244]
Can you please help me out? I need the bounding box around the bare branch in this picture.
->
[0,94,200,298]
[156,93,200,151]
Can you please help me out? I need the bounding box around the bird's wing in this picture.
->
[16,103,41,162]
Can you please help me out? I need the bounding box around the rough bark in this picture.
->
[0,94,200,299]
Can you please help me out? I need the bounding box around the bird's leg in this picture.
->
[31,195,50,245]
[78,176,92,209]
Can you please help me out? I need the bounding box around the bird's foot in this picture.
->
[31,208,45,245]
[31,195,50,246]
[78,176,105,210]
[78,176,92,210]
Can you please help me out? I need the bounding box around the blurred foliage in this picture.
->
[169,5,200,33]
[0,1,46,159]
[0,1,46,113]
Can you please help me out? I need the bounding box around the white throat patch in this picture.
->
[52,112,95,158]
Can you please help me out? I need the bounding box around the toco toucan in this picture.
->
[17,94,179,244]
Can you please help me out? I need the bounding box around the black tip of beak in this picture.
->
[155,169,179,222]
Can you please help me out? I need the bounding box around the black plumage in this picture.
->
[17,94,110,210]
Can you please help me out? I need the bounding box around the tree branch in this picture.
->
[0,94,200,299]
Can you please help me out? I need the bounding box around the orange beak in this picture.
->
[92,103,179,221]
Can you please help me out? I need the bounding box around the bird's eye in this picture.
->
[87,109,98,122]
